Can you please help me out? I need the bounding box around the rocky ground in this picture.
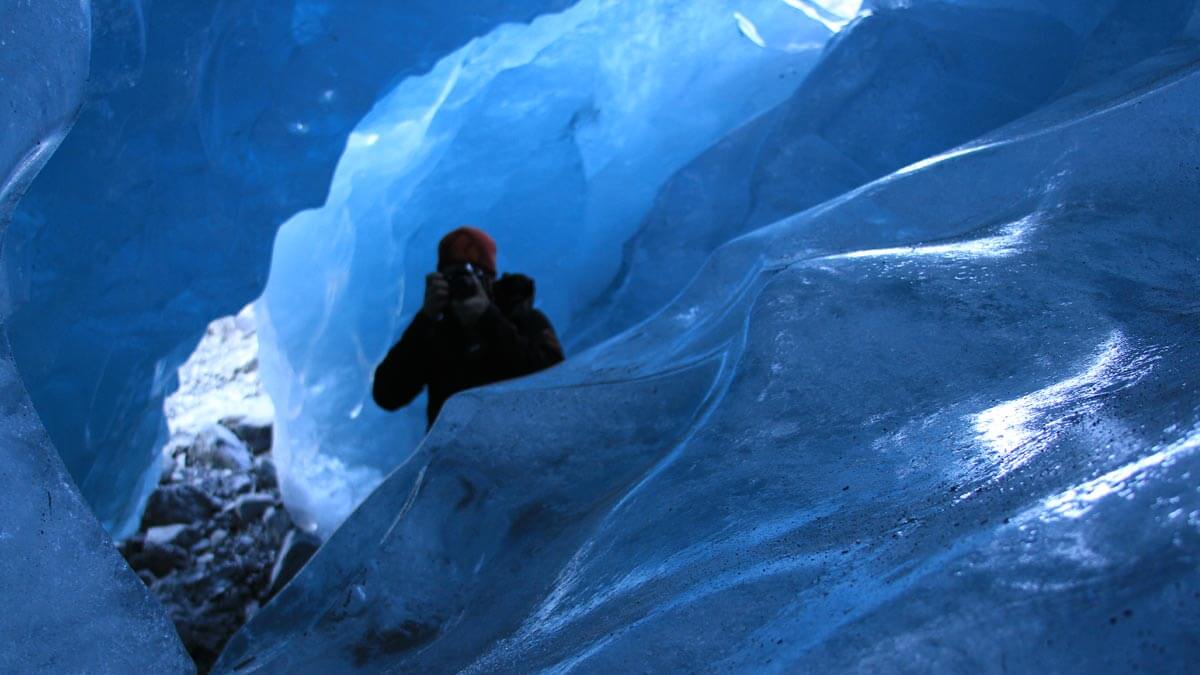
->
[117,305,318,671]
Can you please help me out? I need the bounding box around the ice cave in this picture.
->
[2,0,1200,672]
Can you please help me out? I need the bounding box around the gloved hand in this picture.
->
[420,273,450,319]
[451,271,490,326]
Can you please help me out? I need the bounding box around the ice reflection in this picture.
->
[1042,431,1200,520]
[972,331,1155,478]
[830,217,1031,262]
[780,0,865,32]
[895,145,988,176]
[734,12,768,48]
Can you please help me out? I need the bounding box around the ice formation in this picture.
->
[257,0,834,535]
[219,0,1200,671]
[0,1,191,671]
[5,0,575,539]
[2,0,1200,671]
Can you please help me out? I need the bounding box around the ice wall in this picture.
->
[577,0,1200,344]
[257,0,835,534]
[261,0,1200,537]
[219,2,1200,672]
[4,0,574,537]
[0,1,192,670]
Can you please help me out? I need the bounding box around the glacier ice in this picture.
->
[4,0,576,539]
[257,0,835,534]
[0,1,191,671]
[579,0,1200,345]
[216,1,1200,672]
[1,0,1199,671]
[262,0,1200,537]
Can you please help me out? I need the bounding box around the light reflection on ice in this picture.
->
[972,331,1154,479]
[895,145,987,176]
[1042,431,1200,520]
[508,507,836,654]
[829,216,1031,262]
[675,306,701,324]
[780,0,865,32]
[734,12,768,48]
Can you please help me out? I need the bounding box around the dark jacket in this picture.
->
[372,276,563,427]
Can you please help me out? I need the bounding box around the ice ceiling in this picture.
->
[3,0,1200,671]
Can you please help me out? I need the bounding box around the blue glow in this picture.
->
[2,0,1200,671]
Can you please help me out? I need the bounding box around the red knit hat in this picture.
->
[438,226,497,277]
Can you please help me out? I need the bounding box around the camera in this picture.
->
[446,263,483,301]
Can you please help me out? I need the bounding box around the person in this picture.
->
[372,227,564,427]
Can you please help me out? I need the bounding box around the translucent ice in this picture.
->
[260,0,1200,537]
[579,0,1200,344]
[257,0,833,534]
[219,3,1200,671]
[0,1,191,670]
[4,0,1200,671]
[5,0,576,538]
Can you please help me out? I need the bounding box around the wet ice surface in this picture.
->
[218,9,1200,672]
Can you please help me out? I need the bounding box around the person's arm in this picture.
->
[372,312,436,411]
[476,305,564,377]
[374,273,449,411]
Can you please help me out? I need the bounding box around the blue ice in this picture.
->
[220,0,1200,671]
[2,0,1199,671]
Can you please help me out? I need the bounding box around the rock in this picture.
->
[118,536,144,559]
[238,534,254,548]
[227,473,254,495]
[253,456,278,490]
[142,484,220,527]
[128,394,287,670]
[268,529,321,597]
[174,607,242,671]
[211,508,238,531]
[218,413,273,455]
[159,453,177,484]
[145,524,200,550]
[262,506,293,544]
[163,435,192,459]
[129,541,189,577]
[230,493,276,525]
[190,424,253,471]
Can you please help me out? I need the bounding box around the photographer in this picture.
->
[372,227,564,427]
